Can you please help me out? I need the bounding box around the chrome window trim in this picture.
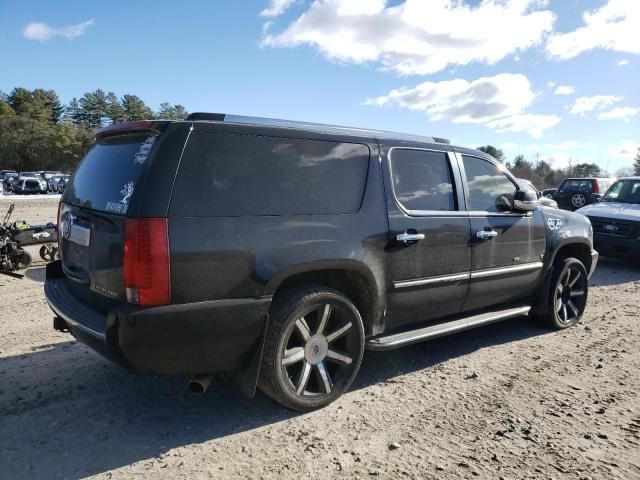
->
[394,262,543,289]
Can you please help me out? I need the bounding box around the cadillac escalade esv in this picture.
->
[45,113,598,411]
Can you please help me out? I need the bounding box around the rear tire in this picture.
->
[538,257,588,329]
[259,286,365,411]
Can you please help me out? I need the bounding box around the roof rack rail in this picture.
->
[184,112,450,145]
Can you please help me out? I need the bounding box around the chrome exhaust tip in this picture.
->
[188,373,214,395]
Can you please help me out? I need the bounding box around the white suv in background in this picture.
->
[578,177,640,263]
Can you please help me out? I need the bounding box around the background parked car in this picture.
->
[14,177,44,194]
[47,175,64,192]
[18,172,47,194]
[553,178,613,211]
[2,172,19,192]
[518,179,558,209]
[577,177,640,262]
[56,174,70,193]
[542,188,557,198]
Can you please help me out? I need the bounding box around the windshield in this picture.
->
[602,180,640,204]
[558,179,593,193]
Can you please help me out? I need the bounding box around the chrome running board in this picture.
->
[366,305,531,351]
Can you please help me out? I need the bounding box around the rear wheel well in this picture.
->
[271,269,376,335]
[553,243,592,272]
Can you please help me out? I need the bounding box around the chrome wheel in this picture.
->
[281,303,358,398]
[571,193,586,208]
[554,265,587,325]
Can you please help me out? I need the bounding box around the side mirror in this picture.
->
[513,189,540,212]
[591,193,602,203]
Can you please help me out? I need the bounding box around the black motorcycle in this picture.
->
[0,204,58,274]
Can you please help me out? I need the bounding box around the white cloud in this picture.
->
[553,85,574,95]
[260,0,296,17]
[617,59,630,66]
[366,73,559,137]
[568,95,622,116]
[606,140,639,159]
[486,114,560,138]
[22,19,94,41]
[501,142,518,151]
[598,106,640,122]
[546,0,640,60]
[262,0,555,75]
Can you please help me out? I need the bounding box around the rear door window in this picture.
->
[389,149,457,212]
[64,135,157,214]
[170,133,370,216]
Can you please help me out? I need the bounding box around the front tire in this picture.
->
[539,257,588,329]
[259,286,365,411]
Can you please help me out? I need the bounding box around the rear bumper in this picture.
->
[44,261,271,375]
[593,234,640,261]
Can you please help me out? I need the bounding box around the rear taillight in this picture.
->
[123,218,170,306]
[593,181,599,193]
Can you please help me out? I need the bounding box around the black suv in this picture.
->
[45,114,598,410]
[553,177,613,211]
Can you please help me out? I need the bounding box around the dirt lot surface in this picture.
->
[1,197,639,480]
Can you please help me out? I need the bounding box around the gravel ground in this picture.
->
[1,197,639,480]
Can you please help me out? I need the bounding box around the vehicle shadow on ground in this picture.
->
[589,256,640,287]
[0,315,550,479]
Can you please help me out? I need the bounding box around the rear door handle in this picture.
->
[396,232,425,243]
[476,230,498,240]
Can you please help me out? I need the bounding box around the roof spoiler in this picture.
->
[94,120,172,141]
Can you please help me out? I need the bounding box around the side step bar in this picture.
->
[366,305,531,351]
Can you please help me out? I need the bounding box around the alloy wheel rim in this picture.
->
[281,303,357,398]
[572,194,586,207]
[554,266,586,324]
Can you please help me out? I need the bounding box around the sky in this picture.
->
[0,0,638,172]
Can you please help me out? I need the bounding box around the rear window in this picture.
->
[170,133,370,216]
[63,134,157,214]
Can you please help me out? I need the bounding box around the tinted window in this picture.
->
[558,179,594,193]
[170,133,370,216]
[64,134,158,214]
[463,156,516,212]
[390,149,456,211]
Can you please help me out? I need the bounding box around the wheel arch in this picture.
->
[264,260,384,336]
[533,239,593,316]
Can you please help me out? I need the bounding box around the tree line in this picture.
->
[0,87,188,172]
[477,145,640,190]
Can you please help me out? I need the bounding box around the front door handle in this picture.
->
[396,232,425,243]
[476,230,498,240]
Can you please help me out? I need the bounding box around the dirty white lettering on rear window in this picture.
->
[105,181,135,214]
[133,136,156,165]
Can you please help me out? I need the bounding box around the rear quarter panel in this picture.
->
[167,125,390,330]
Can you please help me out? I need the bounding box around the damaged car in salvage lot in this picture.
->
[45,114,598,411]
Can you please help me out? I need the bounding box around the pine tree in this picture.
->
[634,147,640,175]
[121,94,153,121]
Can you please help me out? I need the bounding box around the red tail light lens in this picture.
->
[123,218,170,306]
[593,181,599,193]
